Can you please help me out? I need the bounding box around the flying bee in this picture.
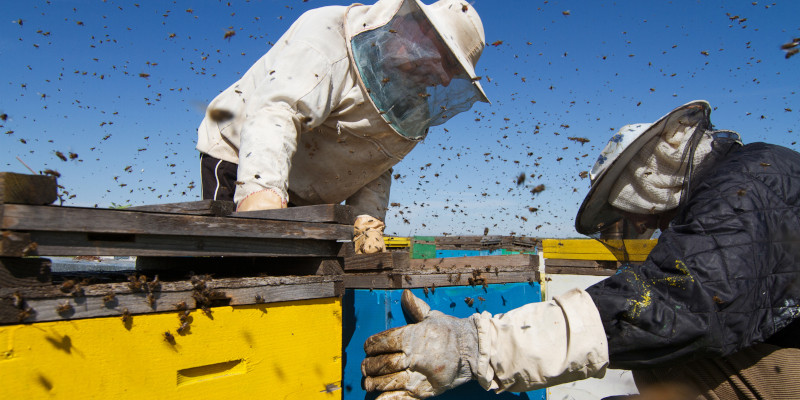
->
[223,30,235,40]
[56,301,73,315]
[464,297,474,307]
[208,109,234,123]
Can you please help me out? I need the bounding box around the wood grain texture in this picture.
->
[0,275,342,324]
[26,231,343,257]
[0,231,36,257]
[128,200,235,216]
[0,257,51,288]
[343,251,409,271]
[134,255,344,276]
[0,172,58,206]
[1,204,353,241]
[230,204,355,225]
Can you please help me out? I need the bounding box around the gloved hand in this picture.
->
[354,215,387,254]
[362,290,479,399]
[236,188,286,212]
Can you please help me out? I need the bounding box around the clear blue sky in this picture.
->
[1,0,798,238]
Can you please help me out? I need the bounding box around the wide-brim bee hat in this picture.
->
[575,100,712,235]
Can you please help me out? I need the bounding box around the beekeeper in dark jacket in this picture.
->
[360,100,800,399]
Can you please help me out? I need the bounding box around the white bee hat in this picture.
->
[575,100,712,235]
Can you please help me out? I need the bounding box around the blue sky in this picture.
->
[1,0,798,238]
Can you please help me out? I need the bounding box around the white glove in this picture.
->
[354,215,387,254]
[362,290,479,399]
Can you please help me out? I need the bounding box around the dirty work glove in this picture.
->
[236,188,286,212]
[354,215,387,254]
[362,289,479,399]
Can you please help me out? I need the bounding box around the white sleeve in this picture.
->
[472,288,609,393]
[235,38,349,204]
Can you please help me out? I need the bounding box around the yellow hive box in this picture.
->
[542,239,657,262]
[0,298,342,399]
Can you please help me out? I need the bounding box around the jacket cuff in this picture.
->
[473,289,609,393]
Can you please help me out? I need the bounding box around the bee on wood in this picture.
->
[147,293,156,308]
[12,291,24,308]
[147,275,161,292]
[60,280,76,293]
[127,275,143,292]
[102,291,116,304]
[56,301,73,315]
[404,275,412,284]
[163,331,176,344]
[175,301,188,310]
[17,307,33,322]
[254,294,265,304]
[121,308,131,323]
[464,297,474,307]
[431,283,435,294]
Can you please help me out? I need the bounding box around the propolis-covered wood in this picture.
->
[0,297,342,399]
[0,172,58,206]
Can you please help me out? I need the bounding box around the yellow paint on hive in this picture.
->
[542,239,657,262]
[384,236,411,248]
[0,298,342,399]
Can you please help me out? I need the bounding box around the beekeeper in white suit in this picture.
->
[197,0,489,254]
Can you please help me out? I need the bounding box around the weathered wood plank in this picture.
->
[231,204,355,225]
[0,275,341,324]
[0,231,36,257]
[0,172,58,206]
[0,258,51,288]
[1,204,352,241]
[128,200,235,216]
[343,251,410,271]
[408,254,538,271]
[25,231,343,257]
[134,255,344,276]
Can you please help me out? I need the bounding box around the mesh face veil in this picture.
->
[351,0,484,139]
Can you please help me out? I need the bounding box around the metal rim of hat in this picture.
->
[574,100,712,235]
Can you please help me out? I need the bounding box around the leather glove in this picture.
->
[236,188,286,212]
[362,290,479,399]
[354,215,387,254]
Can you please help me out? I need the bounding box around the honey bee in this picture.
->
[254,294,265,304]
[477,296,486,302]
[60,279,76,293]
[464,297,474,307]
[102,291,116,304]
[431,283,435,294]
[175,301,188,310]
[422,287,429,295]
[147,275,161,292]
[127,275,143,292]
[12,291,24,308]
[208,109,234,123]
[147,293,156,308]
[760,162,771,167]
[531,184,545,195]
[737,189,747,197]
[56,301,73,315]
[121,308,131,323]
[176,322,190,335]
[17,307,33,322]
[224,30,236,40]
[163,331,176,344]
[381,77,390,84]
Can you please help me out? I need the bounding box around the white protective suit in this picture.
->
[196,0,488,219]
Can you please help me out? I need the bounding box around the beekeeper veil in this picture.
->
[347,0,489,140]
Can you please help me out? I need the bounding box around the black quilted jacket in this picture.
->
[586,142,800,370]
